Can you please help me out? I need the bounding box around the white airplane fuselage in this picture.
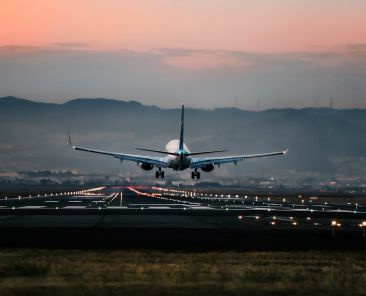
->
[165,139,191,171]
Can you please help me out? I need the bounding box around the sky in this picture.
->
[1,0,366,109]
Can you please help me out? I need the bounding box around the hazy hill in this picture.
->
[1,96,366,181]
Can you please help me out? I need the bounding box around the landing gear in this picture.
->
[155,168,165,178]
[191,169,200,180]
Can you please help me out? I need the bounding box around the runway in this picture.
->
[1,185,366,249]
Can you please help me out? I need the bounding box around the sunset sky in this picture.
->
[1,0,366,108]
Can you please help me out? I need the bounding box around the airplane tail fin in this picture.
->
[179,104,184,151]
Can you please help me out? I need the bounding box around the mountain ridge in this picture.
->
[0,96,365,181]
[1,96,365,111]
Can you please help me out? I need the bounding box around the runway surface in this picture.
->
[1,185,366,249]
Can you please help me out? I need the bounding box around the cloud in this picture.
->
[0,45,42,56]
[54,42,87,48]
[163,52,248,70]
[160,50,250,70]
[0,45,366,109]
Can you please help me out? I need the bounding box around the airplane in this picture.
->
[68,105,287,179]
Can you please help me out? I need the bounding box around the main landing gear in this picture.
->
[191,169,200,180]
[155,168,165,179]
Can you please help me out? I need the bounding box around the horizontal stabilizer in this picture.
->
[186,150,228,156]
[135,148,179,156]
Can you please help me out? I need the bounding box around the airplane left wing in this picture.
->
[73,146,168,167]
[190,150,288,168]
[68,131,167,167]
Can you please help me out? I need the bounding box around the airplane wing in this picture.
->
[72,146,168,167]
[68,132,167,167]
[190,150,288,168]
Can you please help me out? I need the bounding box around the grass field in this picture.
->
[0,249,365,295]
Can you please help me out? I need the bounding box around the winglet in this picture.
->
[67,130,74,149]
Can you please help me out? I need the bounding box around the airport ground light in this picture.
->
[359,221,366,238]
[331,220,342,237]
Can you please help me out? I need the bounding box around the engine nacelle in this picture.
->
[140,163,154,171]
[201,164,214,172]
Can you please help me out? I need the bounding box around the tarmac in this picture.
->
[0,185,366,249]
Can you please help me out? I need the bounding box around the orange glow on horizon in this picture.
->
[1,0,366,52]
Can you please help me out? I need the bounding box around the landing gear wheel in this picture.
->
[191,171,200,180]
[155,170,165,178]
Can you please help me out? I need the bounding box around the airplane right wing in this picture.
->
[190,150,288,168]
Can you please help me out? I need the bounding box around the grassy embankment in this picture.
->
[0,249,365,295]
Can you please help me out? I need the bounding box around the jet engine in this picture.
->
[140,163,154,171]
[201,164,214,172]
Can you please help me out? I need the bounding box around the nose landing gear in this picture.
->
[191,169,200,180]
[155,168,165,178]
